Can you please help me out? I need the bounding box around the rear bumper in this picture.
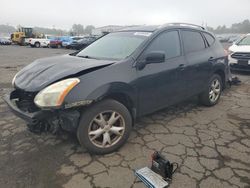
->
[3,94,50,123]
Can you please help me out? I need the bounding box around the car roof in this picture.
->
[120,25,159,32]
[119,23,206,33]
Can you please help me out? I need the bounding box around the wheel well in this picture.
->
[102,93,136,121]
[214,70,225,89]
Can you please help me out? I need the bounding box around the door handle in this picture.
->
[178,64,185,71]
[208,57,215,62]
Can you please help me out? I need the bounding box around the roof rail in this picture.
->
[160,23,205,30]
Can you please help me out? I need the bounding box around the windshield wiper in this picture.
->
[77,55,97,59]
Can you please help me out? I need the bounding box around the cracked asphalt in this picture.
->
[0,45,250,188]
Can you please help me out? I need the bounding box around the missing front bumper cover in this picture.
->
[4,94,80,134]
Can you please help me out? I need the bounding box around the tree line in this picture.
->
[70,24,95,35]
[1,19,250,36]
[0,24,95,36]
[207,19,250,34]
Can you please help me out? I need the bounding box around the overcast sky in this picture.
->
[1,0,250,30]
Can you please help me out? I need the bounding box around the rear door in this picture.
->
[135,30,187,115]
[181,30,214,96]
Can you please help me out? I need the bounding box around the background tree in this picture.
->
[71,24,84,35]
[0,24,16,34]
[209,19,250,34]
[33,26,67,36]
[84,25,95,35]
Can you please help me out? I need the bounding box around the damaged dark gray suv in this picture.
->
[4,23,230,154]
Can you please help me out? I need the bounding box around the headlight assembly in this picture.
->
[34,78,80,108]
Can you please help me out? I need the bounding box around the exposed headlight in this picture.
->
[12,73,18,86]
[34,78,80,108]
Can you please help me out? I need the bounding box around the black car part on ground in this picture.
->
[151,151,178,181]
[229,76,241,85]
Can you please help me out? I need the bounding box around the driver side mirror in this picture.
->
[137,51,165,70]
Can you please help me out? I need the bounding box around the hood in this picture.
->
[15,54,114,92]
[229,44,250,53]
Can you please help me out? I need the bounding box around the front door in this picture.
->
[135,30,187,116]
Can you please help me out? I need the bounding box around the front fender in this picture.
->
[63,82,137,110]
[86,82,137,105]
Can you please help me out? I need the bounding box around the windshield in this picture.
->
[237,35,250,46]
[77,31,151,60]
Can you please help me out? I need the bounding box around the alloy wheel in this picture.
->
[88,111,125,148]
[209,78,221,103]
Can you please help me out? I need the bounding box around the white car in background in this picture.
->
[29,35,52,48]
[228,34,250,71]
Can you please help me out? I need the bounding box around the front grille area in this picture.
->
[231,52,250,60]
[12,89,39,113]
[230,63,250,70]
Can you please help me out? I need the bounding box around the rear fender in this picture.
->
[212,58,229,87]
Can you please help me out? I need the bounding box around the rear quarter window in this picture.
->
[182,30,206,53]
[203,33,215,46]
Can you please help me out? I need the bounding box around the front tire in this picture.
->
[77,99,132,154]
[199,74,222,106]
[35,42,40,48]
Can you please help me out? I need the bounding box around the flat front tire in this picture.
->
[199,74,222,106]
[77,99,132,154]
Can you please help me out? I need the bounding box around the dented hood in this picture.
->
[15,54,114,92]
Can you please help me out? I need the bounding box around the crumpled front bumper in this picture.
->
[3,92,80,133]
[3,94,50,123]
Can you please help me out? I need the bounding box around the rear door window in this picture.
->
[203,33,215,46]
[182,30,206,53]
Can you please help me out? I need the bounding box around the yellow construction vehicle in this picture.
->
[11,27,34,45]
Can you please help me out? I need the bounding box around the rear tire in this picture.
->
[199,74,222,106]
[77,99,132,154]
